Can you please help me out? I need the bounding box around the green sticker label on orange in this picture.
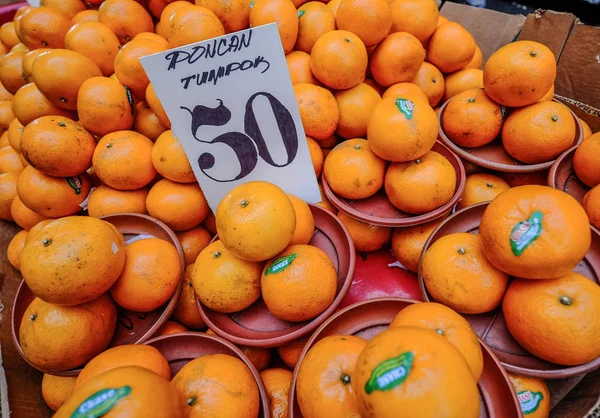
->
[510,211,543,256]
[365,351,413,394]
[517,390,544,414]
[265,253,297,275]
[298,10,305,17]
[66,176,83,195]
[395,98,414,120]
[71,386,131,418]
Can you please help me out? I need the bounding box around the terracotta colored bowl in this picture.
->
[323,140,466,227]
[418,203,600,379]
[144,332,270,418]
[438,95,584,173]
[197,204,355,348]
[548,145,589,203]
[289,298,522,418]
[11,213,185,376]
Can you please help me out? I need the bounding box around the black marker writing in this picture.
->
[180,56,270,89]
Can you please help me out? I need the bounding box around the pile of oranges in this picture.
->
[0,0,599,417]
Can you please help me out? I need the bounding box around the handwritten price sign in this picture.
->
[141,24,321,212]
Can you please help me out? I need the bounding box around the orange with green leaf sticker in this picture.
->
[354,327,480,418]
[508,374,550,418]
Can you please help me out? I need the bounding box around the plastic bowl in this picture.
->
[323,140,466,227]
[289,297,523,418]
[418,203,600,379]
[196,204,355,348]
[11,213,185,376]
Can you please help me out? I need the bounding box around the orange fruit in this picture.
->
[538,84,554,102]
[250,0,298,54]
[40,0,87,18]
[324,138,386,199]
[152,130,196,183]
[458,173,510,209]
[288,194,315,246]
[146,82,171,128]
[391,218,442,273]
[502,171,548,188]
[465,44,483,69]
[336,0,392,47]
[167,5,225,48]
[77,76,135,136]
[294,83,339,140]
[0,132,8,148]
[390,302,483,381]
[202,210,217,235]
[261,244,337,322]
[443,68,484,102]
[411,61,445,107]
[276,336,309,368]
[195,0,250,33]
[0,50,27,95]
[147,179,209,231]
[479,185,591,279]
[133,32,170,46]
[442,88,503,148]
[354,327,480,418]
[159,1,193,35]
[65,22,121,77]
[23,219,53,245]
[32,49,102,110]
[176,225,212,266]
[114,38,168,98]
[172,354,260,418]
[363,77,385,95]
[0,82,13,101]
[21,216,126,305]
[7,229,28,271]
[297,335,367,417]
[87,185,149,217]
[134,100,167,140]
[72,10,99,24]
[502,101,575,164]
[156,320,188,336]
[193,240,262,313]
[111,237,181,312]
[286,51,320,86]
[0,100,15,131]
[173,263,207,329]
[335,82,381,139]
[216,181,296,261]
[0,22,20,50]
[389,0,438,43]
[55,366,181,418]
[0,171,18,221]
[370,32,425,87]
[75,344,171,390]
[338,211,392,252]
[385,150,456,214]
[382,82,429,104]
[484,41,556,107]
[98,0,154,44]
[583,185,600,229]
[0,145,23,174]
[508,374,550,418]
[41,374,77,412]
[260,368,293,418]
[573,132,600,188]
[422,232,509,313]
[580,118,593,140]
[20,116,96,177]
[17,7,71,49]
[19,293,117,370]
[240,345,271,371]
[427,23,475,74]
[11,82,75,126]
[306,136,324,177]
[21,48,51,84]
[503,272,600,365]
[296,2,336,53]
[310,30,368,90]
[10,194,47,230]
[16,166,92,217]
[10,43,29,53]
[327,0,342,15]
[7,118,23,151]
[368,96,437,162]
[93,130,157,190]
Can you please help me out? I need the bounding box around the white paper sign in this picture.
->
[141,24,321,212]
